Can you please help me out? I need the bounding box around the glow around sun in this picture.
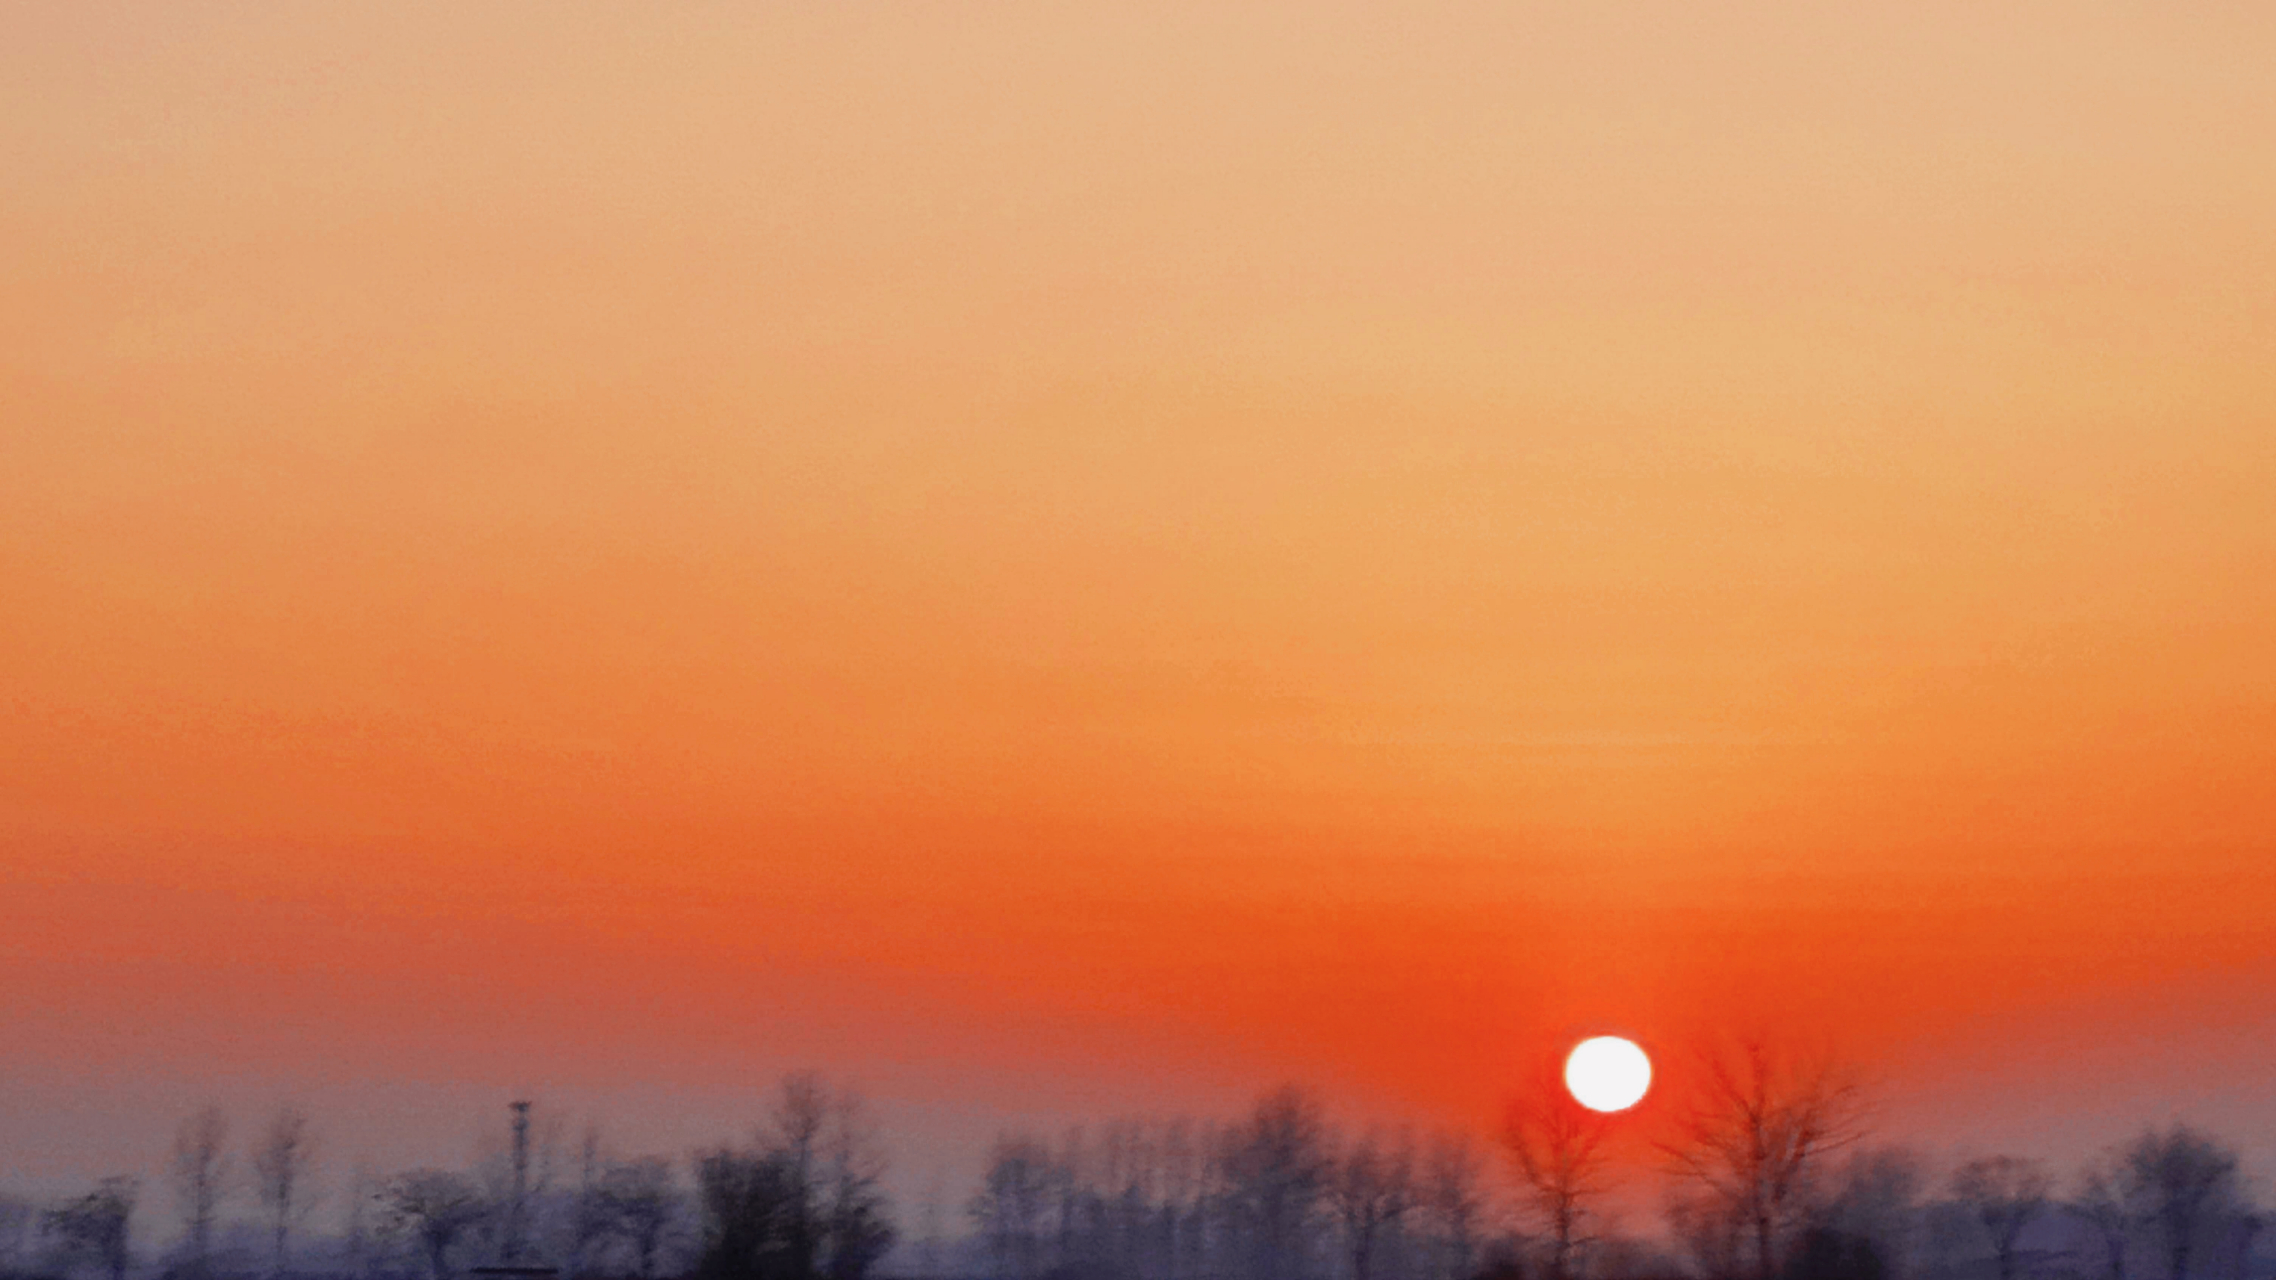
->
[1565,1036,1652,1112]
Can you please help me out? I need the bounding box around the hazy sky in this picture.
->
[5,0,2275,1206]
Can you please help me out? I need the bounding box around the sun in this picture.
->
[1565,1035,1652,1112]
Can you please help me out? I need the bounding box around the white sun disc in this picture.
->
[1565,1036,1652,1112]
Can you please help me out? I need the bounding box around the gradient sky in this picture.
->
[6,0,2276,1211]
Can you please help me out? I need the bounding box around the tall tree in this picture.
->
[1952,1156,2051,1280]
[382,1170,489,1280]
[1158,1120,1209,1280]
[2069,1155,2134,1280]
[821,1092,894,1280]
[699,1074,893,1280]
[1661,1041,1866,1280]
[172,1106,233,1279]
[1218,1087,1330,1280]
[1667,1181,1749,1280]
[1328,1129,1413,1280]
[46,1178,138,1280]
[1051,1128,1086,1274]
[573,1126,609,1280]
[2123,1126,2239,1280]
[1417,1133,1483,1280]
[768,1075,832,1280]
[344,1164,378,1280]
[598,1158,684,1280]
[694,1149,799,1280]
[252,1107,318,1277]
[915,1172,946,1280]
[971,1136,1055,1280]
[1504,1091,1613,1280]
[1817,1147,1925,1280]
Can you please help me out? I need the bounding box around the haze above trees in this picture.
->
[3,1055,2266,1280]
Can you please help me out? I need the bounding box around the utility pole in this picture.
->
[507,1101,533,1264]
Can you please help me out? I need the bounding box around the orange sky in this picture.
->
[5,0,2276,1201]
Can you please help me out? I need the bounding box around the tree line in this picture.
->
[0,1075,890,1280]
[3,1048,2267,1280]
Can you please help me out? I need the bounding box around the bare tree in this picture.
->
[2069,1153,2133,1280]
[1660,1041,1866,1280]
[1095,1119,1158,1280]
[533,1108,569,1209]
[172,1106,233,1279]
[2123,1126,2238,1280]
[769,1074,833,1280]
[1952,1157,2050,1280]
[1417,1132,1484,1280]
[345,1163,379,1280]
[972,1135,1056,1280]
[1171,1119,1230,1280]
[1051,1127,1085,1273]
[1218,1086,1331,1280]
[683,1073,896,1280]
[45,1179,138,1280]
[915,1170,945,1280]
[1329,1129,1414,1280]
[382,1170,489,1280]
[598,1158,683,1280]
[1504,1090,1614,1280]
[821,1091,894,1280]
[1668,1181,1749,1280]
[694,1146,802,1280]
[1817,1147,1925,1280]
[1160,1119,1208,1280]
[252,1107,318,1277]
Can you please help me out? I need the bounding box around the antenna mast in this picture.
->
[506,1100,532,1264]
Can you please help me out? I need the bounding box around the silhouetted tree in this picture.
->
[1814,1148,1924,1280]
[1048,1128,1085,1277]
[1167,1119,1221,1280]
[2068,1153,2133,1280]
[1417,1133,1484,1280]
[343,1164,378,1280]
[769,1076,832,1280]
[1503,1092,1613,1280]
[1951,1157,2050,1280]
[1668,1185,1749,1280]
[694,1149,799,1280]
[252,1107,317,1278]
[572,1127,609,1280]
[914,1172,946,1280]
[381,1170,488,1280]
[1328,1129,1413,1280]
[597,1158,682,1280]
[47,1179,138,1280]
[172,1107,232,1280]
[972,1137,1055,1280]
[1090,1119,1160,1280]
[2122,1127,2238,1280]
[696,1076,892,1280]
[1218,1087,1330,1280]
[821,1094,894,1280]
[1662,1042,1866,1280]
